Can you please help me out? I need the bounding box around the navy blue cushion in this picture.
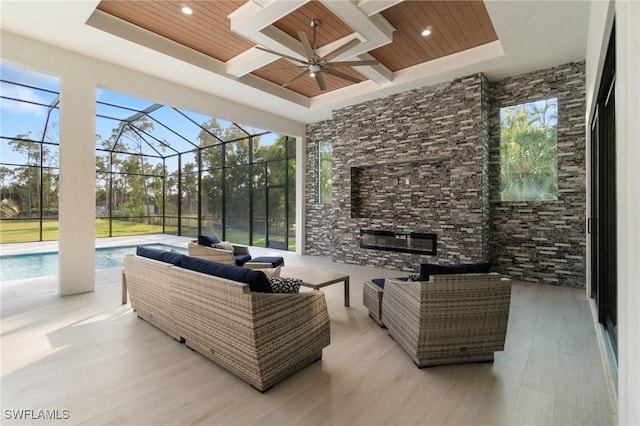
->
[234,254,253,266]
[198,233,221,247]
[249,256,285,267]
[179,255,272,293]
[419,262,491,281]
[372,278,386,288]
[136,246,184,266]
[371,276,410,289]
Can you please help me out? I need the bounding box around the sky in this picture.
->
[0,62,280,166]
[499,97,558,127]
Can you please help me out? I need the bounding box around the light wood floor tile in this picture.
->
[511,385,556,426]
[0,240,616,426]
[554,353,617,426]
[521,332,560,395]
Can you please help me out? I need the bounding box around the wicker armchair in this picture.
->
[381,273,511,367]
[188,241,251,266]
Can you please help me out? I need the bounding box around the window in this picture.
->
[316,140,333,204]
[500,97,558,201]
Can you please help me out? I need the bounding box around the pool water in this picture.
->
[0,244,186,282]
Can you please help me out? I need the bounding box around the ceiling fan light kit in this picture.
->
[256,18,380,91]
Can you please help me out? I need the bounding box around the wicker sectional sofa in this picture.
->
[122,251,330,391]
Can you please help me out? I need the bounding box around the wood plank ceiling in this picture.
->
[96,0,498,99]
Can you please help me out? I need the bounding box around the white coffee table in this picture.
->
[281,266,350,307]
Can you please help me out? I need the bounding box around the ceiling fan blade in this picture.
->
[323,67,362,84]
[282,69,310,87]
[255,46,309,65]
[321,38,361,62]
[326,60,380,67]
[315,72,327,91]
[297,31,315,60]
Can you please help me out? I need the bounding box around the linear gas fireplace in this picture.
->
[360,229,437,255]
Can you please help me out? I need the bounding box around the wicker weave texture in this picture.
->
[123,255,181,341]
[363,280,384,326]
[187,242,236,264]
[382,273,511,367]
[124,255,330,391]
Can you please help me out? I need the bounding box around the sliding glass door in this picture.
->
[589,25,617,355]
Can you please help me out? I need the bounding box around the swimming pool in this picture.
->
[0,244,186,282]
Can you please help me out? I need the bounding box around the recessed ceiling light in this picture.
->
[181,6,193,15]
[421,28,432,37]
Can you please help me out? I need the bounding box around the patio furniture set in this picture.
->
[121,236,511,390]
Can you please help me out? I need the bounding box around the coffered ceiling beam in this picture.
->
[227,0,310,77]
[320,0,395,60]
[352,53,393,84]
[226,0,394,84]
[357,0,405,17]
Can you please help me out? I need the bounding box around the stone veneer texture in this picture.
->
[305,62,586,287]
[488,62,586,287]
[306,74,490,271]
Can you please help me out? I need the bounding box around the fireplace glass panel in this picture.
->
[360,229,436,255]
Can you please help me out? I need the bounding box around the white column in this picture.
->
[295,135,306,255]
[58,68,96,296]
[616,1,640,424]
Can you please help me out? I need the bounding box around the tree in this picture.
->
[181,161,198,215]
[317,140,333,203]
[125,117,156,222]
[500,98,558,201]
[95,116,165,221]
[199,126,224,231]
[0,166,14,201]
[8,132,58,216]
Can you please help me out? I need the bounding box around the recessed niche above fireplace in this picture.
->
[360,229,437,255]
[350,159,450,219]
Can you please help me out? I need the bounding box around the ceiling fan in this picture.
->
[255,19,379,91]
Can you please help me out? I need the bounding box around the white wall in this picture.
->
[614,2,640,424]
[1,31,307,294]
[57,66,97,295]
[585,1,640,424]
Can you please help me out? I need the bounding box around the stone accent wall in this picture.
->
[306,74,490,271]
[488,62,586,287]
[305,62,586,287]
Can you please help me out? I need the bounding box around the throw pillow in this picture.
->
[198,233,221,247]
[213,241,235,252]
[269,277,301,293]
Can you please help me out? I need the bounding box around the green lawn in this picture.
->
[0,219,169,243]
[0,218,294,249]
